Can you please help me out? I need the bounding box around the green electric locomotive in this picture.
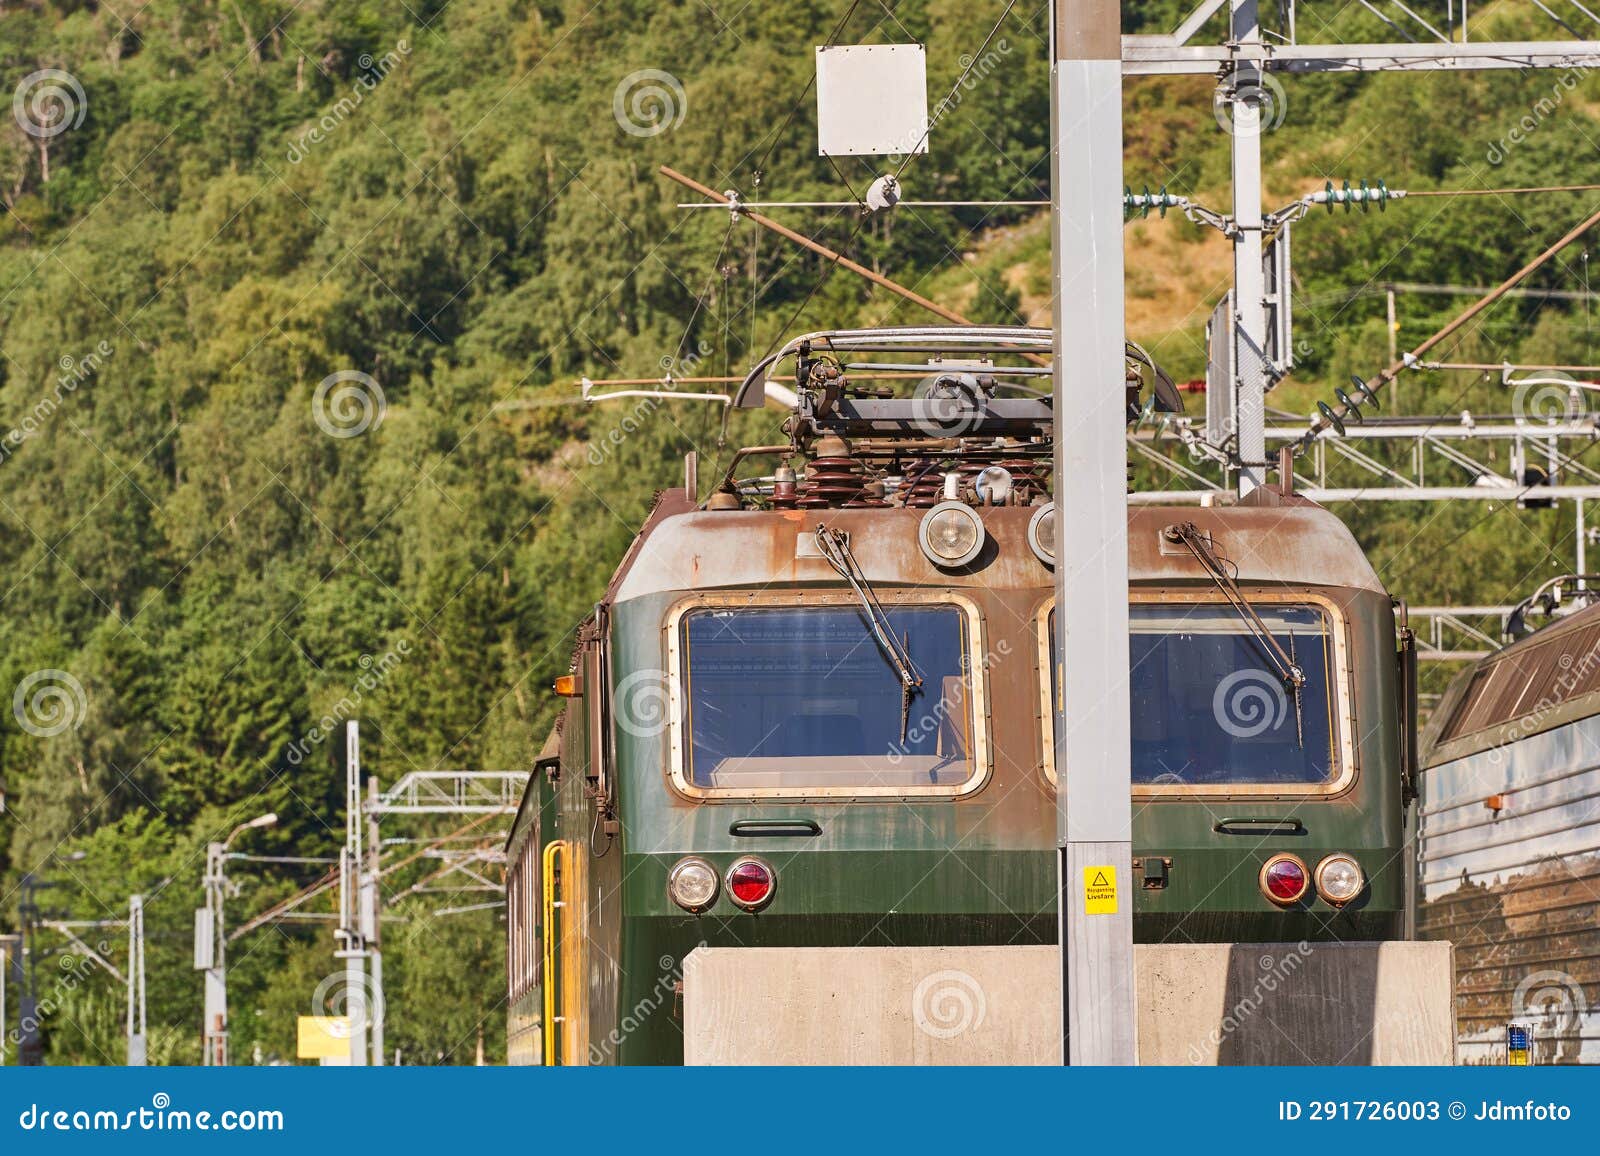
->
[506,326,1420,1065]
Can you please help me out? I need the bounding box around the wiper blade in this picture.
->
[814,525,923,694]
[1168,522,1307,692]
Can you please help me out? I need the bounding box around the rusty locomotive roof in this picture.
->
[606,489,1386,603]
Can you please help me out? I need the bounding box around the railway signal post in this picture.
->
[1051,0,1138,1064]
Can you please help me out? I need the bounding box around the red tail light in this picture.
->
[1259,853,1309,905]
[726,857,775,911]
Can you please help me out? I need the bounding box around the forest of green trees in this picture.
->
[1,0,1598,1063]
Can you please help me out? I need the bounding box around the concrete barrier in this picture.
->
[683,942,1456,1065]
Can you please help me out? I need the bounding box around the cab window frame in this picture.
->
[663,588,993,801]
[1036,588,1359,798]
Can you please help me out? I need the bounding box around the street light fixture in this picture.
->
[226,812,278,848]
[198,811,277,1066]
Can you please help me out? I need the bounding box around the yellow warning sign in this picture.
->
[297,1016,351,1059]
[1083,866,1118,915]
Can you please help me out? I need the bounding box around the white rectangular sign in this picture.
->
[816,44,929,157]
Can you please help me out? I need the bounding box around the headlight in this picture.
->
[1027,502,1056,567]
[667,856,719,913]
[974,465,1013,505]
[1259,853,1309,905]
[918,501,985,568]
[1314,853,1364,906]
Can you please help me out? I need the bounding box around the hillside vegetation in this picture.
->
[0,0,1597,1063]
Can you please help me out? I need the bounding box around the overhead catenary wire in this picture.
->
[228,810,504,941]
[674,184,1600,215]
[676,199,1051,210]
[658,165,1054,370]
[747,0,866,183]
[658,166,973,328]
[1405,183,1600,197]
[1385,432,1600,588]
[1301,199,1600,446]
[668,217,739,376]
[1420,361,1600,374]
[891,0,1021,183]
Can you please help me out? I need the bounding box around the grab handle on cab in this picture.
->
[1213,817,1305,836]
[728,819,822,838]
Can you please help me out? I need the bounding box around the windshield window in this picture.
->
[1047,604,1339,786]
[680,604,978,793]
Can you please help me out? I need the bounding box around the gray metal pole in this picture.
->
[19,875,41,1065]
[1,944,7,1066]
[343,720,368,1066]
[1230,0,1268,495]
[365,775,384,1066]
[127,894,146,1065]
[1386,287,1399,365]
[202,843,228,1065]
[1051,0,1138,1065]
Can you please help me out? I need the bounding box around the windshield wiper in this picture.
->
[814,525,923,738]
[1167,522,1307,745]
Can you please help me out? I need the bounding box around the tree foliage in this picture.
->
[1,0,1597,1062]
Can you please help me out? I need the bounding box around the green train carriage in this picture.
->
[506,326,1421,1066]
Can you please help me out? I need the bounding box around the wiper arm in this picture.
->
[1167,522,1307,692]
[814,525,923,695]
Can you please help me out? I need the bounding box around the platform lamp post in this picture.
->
[197,811,277,1066]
